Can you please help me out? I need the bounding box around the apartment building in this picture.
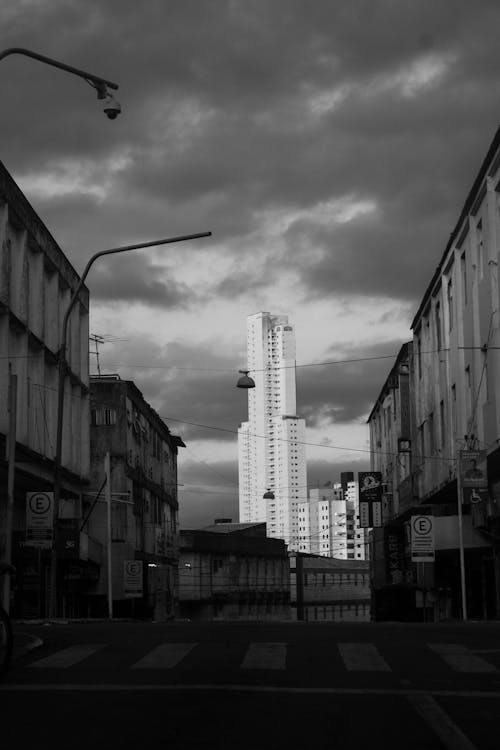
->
[0,162,90,618]
[178,521,290,621]
[298,483,367,560]
[88,375,185,619]
[368,125,500,621]
[238,312,307,549]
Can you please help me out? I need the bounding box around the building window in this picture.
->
[435,302,442,351]
[439,400,445,448]
[461,252,467,305]
[91,407,117,426]
[429,412,435,455]
[447,278,454,331]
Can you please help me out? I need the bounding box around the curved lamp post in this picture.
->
[49,231,211,617]
[0,47,120,116]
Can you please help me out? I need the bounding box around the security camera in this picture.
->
[102,93,121,120]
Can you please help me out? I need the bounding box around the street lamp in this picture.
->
[0,47,121,117]
[0,47,121,614]
[49,231,211,617]
[236,370,255,388]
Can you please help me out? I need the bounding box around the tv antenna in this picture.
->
[89,333,127,376]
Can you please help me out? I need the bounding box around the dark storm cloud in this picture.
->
[99,338,248,442]
[177,455,371,529]
[296,338,410,426]
[3,0,500,309]
[89,254,193,308]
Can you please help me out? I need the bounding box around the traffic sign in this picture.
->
[124,560,143,598]
[411,514,435,562]
[25,492,54,548]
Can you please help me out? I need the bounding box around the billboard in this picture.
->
[358,471,383,528]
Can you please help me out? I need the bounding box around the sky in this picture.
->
[2,0,500,528]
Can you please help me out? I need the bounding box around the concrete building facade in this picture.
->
[290,553,371,622]
[368,125,500,621]
[88,375,185,620]
[238,312,307,550]
[179,521,290,621]
[298,483,367,560]
[0,162,90,618]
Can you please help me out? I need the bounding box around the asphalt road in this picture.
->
[2,620,500,749]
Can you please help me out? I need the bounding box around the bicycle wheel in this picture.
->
[0,606,13,675]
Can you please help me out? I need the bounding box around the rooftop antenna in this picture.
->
[89,333,128,376]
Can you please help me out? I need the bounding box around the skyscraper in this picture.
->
[238,312,307,549]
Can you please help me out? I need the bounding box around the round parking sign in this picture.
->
[29,493,52,514]
[412,516,432,535]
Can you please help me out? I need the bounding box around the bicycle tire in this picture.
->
[0,606,13,675]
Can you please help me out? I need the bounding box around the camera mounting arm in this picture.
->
[0,47,119,97]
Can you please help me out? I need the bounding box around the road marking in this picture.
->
[241,642,287,670]
[2,684,500,697]
[131,643,196,669]
[407,694,477,750]
[338,643,391,672]
[429,644,498,673]
[28,644,106,668]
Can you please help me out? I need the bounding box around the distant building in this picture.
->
[88,375,184,620]
[298,482,367,560]
[178,521,290,621]
[238,312,307,550]
[0,162,90,619]
[290,553,371,622]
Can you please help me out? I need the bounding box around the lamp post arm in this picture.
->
[0,47,118,93]
[50,229,210,617]
[56,229,212,468]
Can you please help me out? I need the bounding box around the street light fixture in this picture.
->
[0,47,121,117]
[49,231,211,617]
[236,370,255,388]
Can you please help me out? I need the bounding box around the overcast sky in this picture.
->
[3,0,500,527]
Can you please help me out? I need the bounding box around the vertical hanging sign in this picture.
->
[358,472,383,528]
[26,492,54,548]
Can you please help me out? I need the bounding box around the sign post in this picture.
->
[456,449,486,622]
[26,492,54,549]
[411,514,435,563]
[358,471,383,528]
[123,560,143,598]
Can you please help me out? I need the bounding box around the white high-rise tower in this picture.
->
[238,312,307,550]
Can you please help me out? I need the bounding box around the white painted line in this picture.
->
[241,642,287,670]
[2,684,500,698]
[29,644,106,668]
[408,694,477,750]
[429,644,498,673]
[338,643,391,672]
[131,643,196,669]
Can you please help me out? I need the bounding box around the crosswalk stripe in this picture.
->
[338,643,391,672]
[241,642,287,670]
[29,644,106,668]
[428,643,498,673]
[131,643,197,669]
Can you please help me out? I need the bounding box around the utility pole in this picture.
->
[456,459,467,622]
[2,372,17,613]
[105,452,113,620]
